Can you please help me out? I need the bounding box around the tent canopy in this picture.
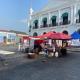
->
[71,31,80,39]
[23,32,71,40]
[36,32,55,39]
[36,32,71,40]
[48,32,71,40]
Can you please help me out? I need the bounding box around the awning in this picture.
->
[36,32,55,39]
[23,36,41,40]
[71,31,80,39]
[48,33,71,40]
[62,12,68,17]
[51,16,56,20]
[36,32,71,40]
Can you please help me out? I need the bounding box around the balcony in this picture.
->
[49,23,58,27]
[59,20,70,25]
[40,24,48,28]
[33,26,38,29]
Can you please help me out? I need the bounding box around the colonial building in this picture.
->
[0,30,27,45]
[29,0,80,36]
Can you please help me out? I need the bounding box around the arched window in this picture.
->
[33,20,38,29]
[62,12,68,25]
[42,17,47,27]
[78,10,80,22]
[62,30,68,35]
[51,16,57,26]
[33,32,38,36]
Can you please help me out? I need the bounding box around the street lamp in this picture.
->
[27,0,34,52]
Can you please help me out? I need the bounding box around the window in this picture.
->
[33,32,38,36]
[78,10,80,22]
[42,17,47,27]
[51,16,57,26]
[77,29,80,34]
[62,12,68,25]
[3,36,7,43]
[33,20,38,29]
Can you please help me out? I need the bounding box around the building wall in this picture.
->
[29,1,80,37]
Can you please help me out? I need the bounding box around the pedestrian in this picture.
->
[18,38,23,51]
[44,43,48,56]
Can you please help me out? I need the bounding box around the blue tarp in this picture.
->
[71,32,80,39]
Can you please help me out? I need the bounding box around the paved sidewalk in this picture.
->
[0,45,38,70]
[67,47,80,52]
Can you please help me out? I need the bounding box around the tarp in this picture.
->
[23,32,71,40]
[36,32,55,39]
[23,36,41,40]
[36,32,71,40]
[48,32,71,40]
[71,32,80,39]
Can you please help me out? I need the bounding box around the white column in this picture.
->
[71,6,74,24]
[39,17,40,28]
[74,4,77,23]
[48,13,51,25]
[58,10,61,24]
[39,16,42,28]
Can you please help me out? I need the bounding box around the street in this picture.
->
[0,50,80,80]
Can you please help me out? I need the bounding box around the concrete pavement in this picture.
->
[0,45,37,70]
[0,45,80,71]
[0,51,80,80]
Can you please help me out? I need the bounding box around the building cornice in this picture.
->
[32,1,80,17]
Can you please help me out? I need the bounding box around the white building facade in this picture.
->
[0,30,16,44]
[29,0,80,37]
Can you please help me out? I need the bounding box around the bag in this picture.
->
[55,51,59,57]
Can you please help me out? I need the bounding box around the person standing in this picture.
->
[18,38,23,51]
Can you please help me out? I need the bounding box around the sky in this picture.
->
[0,0,48,32]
